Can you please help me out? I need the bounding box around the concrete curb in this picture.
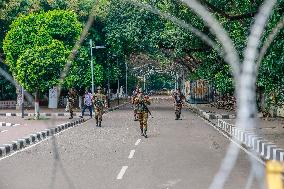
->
[0,102,129,117]
[0,122,20,127]
[0,118,85,158]
[216,119,284,161]
[0,112,86,117]
[186,102,284,161]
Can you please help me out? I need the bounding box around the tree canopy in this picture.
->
[3,10,82,92]
[0,0,283,109]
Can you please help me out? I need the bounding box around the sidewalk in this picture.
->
[224,117,284,149]
[186,102,284,161]
[0,98,129,117]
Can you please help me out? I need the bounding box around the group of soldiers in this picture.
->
[131,86,185,138]
[67,87,107,127]
[68,85,185,138]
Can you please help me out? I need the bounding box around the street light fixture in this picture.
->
[89,39,106,94]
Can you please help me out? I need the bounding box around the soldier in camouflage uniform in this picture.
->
[172,88,185,120]
[133,88,151,138]
[93,86,107,127]
[131,86,139,121]
[68,88,77,119]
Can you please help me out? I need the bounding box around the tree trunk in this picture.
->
[79,96,82,109]
[16,87,22,110]
[34,90,40,119]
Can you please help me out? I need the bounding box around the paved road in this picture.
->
[0,100,261,189]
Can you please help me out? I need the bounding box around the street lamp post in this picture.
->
[90,39,94,94]
[89,39,106,94]
[21,86,24,118]
[117,59,120,105]
[143,74,146,92]
[125,61,128,97]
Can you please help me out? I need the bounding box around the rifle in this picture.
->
[141,101,153,118]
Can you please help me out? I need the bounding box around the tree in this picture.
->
[15,40,68,92]
[3,10,82,118]
[103,0,284,110]
[64,47,104,93]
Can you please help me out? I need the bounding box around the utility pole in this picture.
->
[90,39,94,94]
[143,74,146,92]
[182,69,185,94]
[107,62,110,107]
[117,59,120,105]
[89,39,106,94]
[21,86,24,118]
[125,61,128,97]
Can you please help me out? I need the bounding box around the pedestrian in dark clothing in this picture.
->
[80,89,93,118]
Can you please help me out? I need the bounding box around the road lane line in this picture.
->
[0,130,8,133]
[128,150,135,159]
[117,166,128,180]
[135,139,141,146]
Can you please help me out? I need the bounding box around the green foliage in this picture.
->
[3,10,82,93]
[1,0,284,107]
[148,73,174,90]
[64,48,104,91]
[214,65,234,95]
[127,73,139,93]
[15,40,68,92]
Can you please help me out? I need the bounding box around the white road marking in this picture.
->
[135,139,141,146]
[117,166,128,180]
[0,130,8,133]
[128,150,135,159]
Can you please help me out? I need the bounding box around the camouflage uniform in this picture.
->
[134,92,151,138]
[172,90,185,120]
[68,89,77,119]
[131,89,139,121]
[93,90,107,127]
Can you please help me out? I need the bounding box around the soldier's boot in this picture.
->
[140,128,144,136]
[69,112,73,119]
[96,118,99,127]
[175,112,178,120]
[143,129,148,138]
[177,112,180,119]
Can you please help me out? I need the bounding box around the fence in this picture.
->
[187,80,214,104]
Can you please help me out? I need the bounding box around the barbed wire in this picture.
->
[0,0,282,188]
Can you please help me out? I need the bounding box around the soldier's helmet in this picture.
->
[138,88,143,93]
[97,86,102,90]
